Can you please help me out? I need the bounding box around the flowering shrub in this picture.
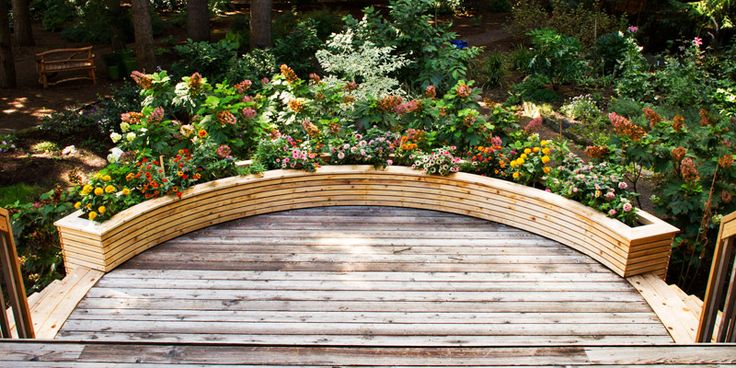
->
[75,170,137,222]
[411,146,461,176]
[505,134,553,186]
[464,137,508,177]
[607,107,736,287]
[254,134,322,172]
[0,134,17,153]
[546,153,638,225]
[328,128,397,168]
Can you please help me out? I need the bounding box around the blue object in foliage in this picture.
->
[450,39,468,49]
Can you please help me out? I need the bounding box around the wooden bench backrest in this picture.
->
[36,46,94,63]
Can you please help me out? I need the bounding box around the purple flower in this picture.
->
[627,25,638,33]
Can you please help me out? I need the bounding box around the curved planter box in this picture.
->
[55,165,678,277]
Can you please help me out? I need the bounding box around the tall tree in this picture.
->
[130,0,156,72]
[0,0,16,87]
[250,0,271,48]
[187,0,209,41]
[10,0,33,46]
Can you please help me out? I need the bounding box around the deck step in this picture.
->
[627,273,699,343]
[4,268,102,339]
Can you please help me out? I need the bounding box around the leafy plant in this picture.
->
[0,134,17,153]
[526,28,586,87]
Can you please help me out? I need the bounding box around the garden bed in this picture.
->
[55,165,678,277]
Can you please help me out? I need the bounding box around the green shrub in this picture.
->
[607,97,644,118]
[467,51,507,88]
[272,19,323,76]
[593,32,628,76]
[170,38,240,82]
[560,94,601,124]
[526,28,586,87]
[7,187,78,293]
[508,75,559,104]
[30,141,59,153]
[0,184,45,207]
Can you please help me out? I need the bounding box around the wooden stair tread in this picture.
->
[627,273,699,343]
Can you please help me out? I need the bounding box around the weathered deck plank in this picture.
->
[57,206,671,345]
[1,341,735,367]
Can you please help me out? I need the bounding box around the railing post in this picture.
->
[697,211,736,342]
[0,208,34,338]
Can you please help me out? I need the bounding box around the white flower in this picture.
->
[126,132,137,142]
[120,122,130,132]
[110,132,122,143]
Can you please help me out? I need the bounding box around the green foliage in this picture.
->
[272,19,323,76]
[0,133,17,153]
[606,107,736,289]
[31,0,75,31]
[7,187,78,293]
[508,0,624,47]
[341,0,482,93]
[316,29,410,99]
[508,75,559,104]
[0,184,44,207]
[546,152,639,225]
[467,51,508,89]
[171,39,241,82]
[525,28,586,87]
[593,32,629,76]
[30,141,59,153]
[560,94,602,124]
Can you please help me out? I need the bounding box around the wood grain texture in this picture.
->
[1,341,736,366]
[54,166,679,277]
[57,206,671,346]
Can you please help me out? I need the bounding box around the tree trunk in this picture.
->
[107,0,125,51]
[187,0,209,42]
[130,0,156,72]
[0,0,16,88]
[250,0,271,48]
[10,0,33,46]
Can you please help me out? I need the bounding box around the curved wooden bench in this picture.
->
[55,166,678,277]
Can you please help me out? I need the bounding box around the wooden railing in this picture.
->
[0,208,34,338]
[697,211,736,342]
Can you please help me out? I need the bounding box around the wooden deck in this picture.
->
[55,206,672,345]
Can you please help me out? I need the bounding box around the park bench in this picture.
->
[35,46,96,88]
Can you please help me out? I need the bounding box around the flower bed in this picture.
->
[55,165,678,278]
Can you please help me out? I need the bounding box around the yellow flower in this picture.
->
[81,184,93,195]
[98,206,106,214]
[88,211,98,221]
[595,190,602,198]
[126,173,135,182]
[122,188,131,196]
[517,157,525,165]
[520,153,528,160]
[533,147,540,153]
[86,204,92,210]
[543,167,551,174]
[542,147,551,155]
[74,202,81,209]
[540,140,549,146]
[509,160,517,168]
[541,156,550,164]
[524,148,532,154]
[105,185,116,194]
[94,187,104,196]
[512,172,520,179]
[102,175,111,182]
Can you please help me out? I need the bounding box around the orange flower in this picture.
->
[198,129,207,138]
[288,99,304,113]
[280,64,299,83]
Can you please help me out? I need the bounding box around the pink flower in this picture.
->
[150,107,165,122]
[491,136,503,147]
[387,159,393,166]
[627,25,638,33]
[608,209,617,216]
[242,95,253,103]
[241,108,257,119]
[618,182,628,190]
[261,77,270,85]
[693,37,703,47]
[425,85,436,98]
[623,203,633,212]
[216,144,232,159]
[337,152,345,159]
[524,115,543,133]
